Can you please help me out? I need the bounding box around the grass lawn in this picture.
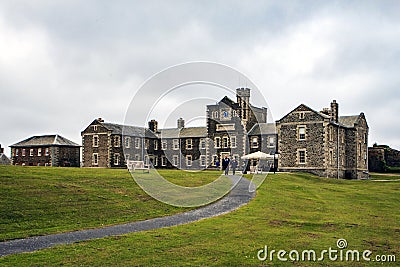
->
[0,166,223,241]
[0,169,399,266]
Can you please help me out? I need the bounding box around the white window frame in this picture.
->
[200,155,206,166]
[135,137,141,149]
[162,140,167,150]
[186,139,193,150]
[200,138,206,149]
[154,156,158,166]
[251,136,259,148]
[212,111,219,119]
[222,136,229,148]
[114,153,120,165]
[298,149,306,164]
[114,135,121,147]
[298,126,306,141]
[173,155,179,166]
[29,149,34,157]
[92,153,99,165]
[125,137,131,148]
[93,125,98,131]
[161,155,167,166]
[186,155,192,166]
[145,139,149,149]
[214,137,221,148]
[173,139,179,150]
[144,155,149,166]
[37,148,42,156]
[268,136,275,147]
[212,155,218,166]
[154,140,158,150]
[15,149,19,157]
[45,148,49,156]
[93,135,99,147]
[230,136,237,148]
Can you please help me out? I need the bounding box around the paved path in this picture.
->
[0,175,255,257]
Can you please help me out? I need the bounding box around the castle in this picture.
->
[80,88,369,179]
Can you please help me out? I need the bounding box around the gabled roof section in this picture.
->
[10,135,80,147]
[276,103,329,123]
[103,123,157,138]
[248,123,277,136]
[338,115,359,128]
[219,96,237,108]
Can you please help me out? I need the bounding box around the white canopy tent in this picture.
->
[241,151,276,160]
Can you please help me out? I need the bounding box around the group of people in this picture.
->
[215,156,239,175]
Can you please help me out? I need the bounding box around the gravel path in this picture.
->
[0,175,255,257]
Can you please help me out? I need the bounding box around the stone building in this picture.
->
[0,144,11,165]
[10,135,80,167]
[368,144,400,172]
[81,88,272,170]
[276,101,369,179]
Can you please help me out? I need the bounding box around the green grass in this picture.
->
[369,172,400,180]
[0,168,399,266]
[0,166,222,241]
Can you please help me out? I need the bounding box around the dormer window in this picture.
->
[299,112,305,119]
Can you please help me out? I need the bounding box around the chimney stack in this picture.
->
[148,119,158,132]
[330,100,339,122]
[97,118,104,123]
[177,118,185,128]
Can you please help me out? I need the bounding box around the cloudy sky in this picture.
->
[1,0,399,156]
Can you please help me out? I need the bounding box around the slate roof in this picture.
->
[10,135,80,147]
[338,115,360,128]
[157,127,207,138]
[102,123,156,138]
[248,123,277,136]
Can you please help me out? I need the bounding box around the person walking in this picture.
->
[231,158,238,175]
[222,156,230,175]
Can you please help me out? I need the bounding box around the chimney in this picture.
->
[177,118,185,128]
[148,119,158,132]
[330,100,339,122]
[97,118,104,123]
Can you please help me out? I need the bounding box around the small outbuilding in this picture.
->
[0,144,11,165]
[10,135,80,167]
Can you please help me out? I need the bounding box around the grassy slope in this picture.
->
[1,171,399,266]
[0,166,222,241]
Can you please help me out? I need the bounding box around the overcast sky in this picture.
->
[1,0,399,156]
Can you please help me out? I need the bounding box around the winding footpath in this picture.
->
[0,175,255,257]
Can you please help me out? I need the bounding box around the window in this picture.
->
[114,153,120,165]
[173,139,179,150]
[114,136,121,147]
[299,112,305,119]
[125,137,131,148]
[251,137,258,148]
[186,139,192,150]
[186,155,192,166]
[135,154,140,161]
[161,156,167,166]
[342,131,345,144]
[162,140,167,150]
[268,136,275,147]
[173,155,179,166]
[93,125,98,131]
[200,138,206,149]
[329,150,333,165]
[93,135,99,147]
[45,148,49,156]
[358,143,362,158]
[29,149,34,157]
[125,154,130,161]
[212,155,218,166]
[216,124,235,131]
[329,127,333,142]
[15,149,19,157]
[154,156,158,166]
[230,136,237,148]
[145,139,149,149]
[298,127,306,140]
[154,140,158,150]
[135,138,140,149]
[212,111,219,119]
[144,155,149,166]
[232,110,237,117]
[38,148,42,156]
[200,155,206,166]
[92,153,99,165]
[298,150,306,164]
[222,137,229,148]
[214,137,221,148]
[22,149,26,157]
